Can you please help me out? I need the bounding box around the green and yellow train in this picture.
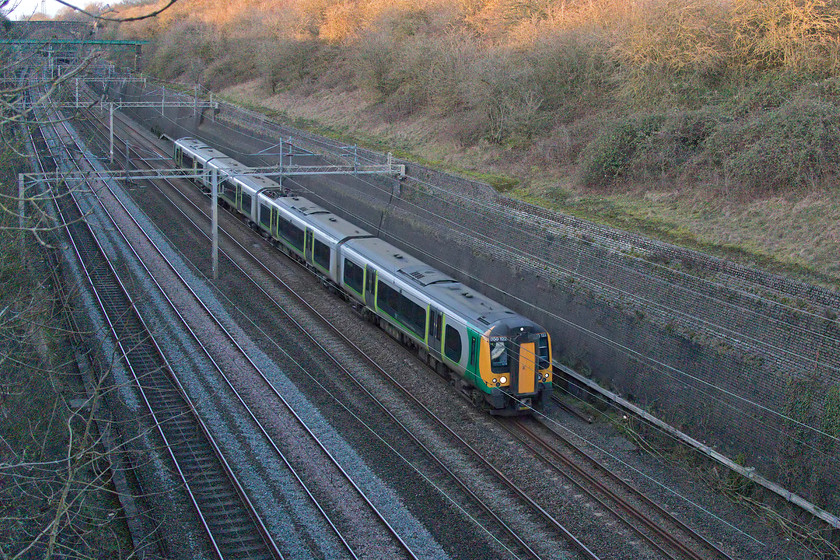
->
[175,137,553,414]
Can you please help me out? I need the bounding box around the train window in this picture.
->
[538,335,550,369]
[313,239,331,270]
[430,310,442,340]
[377,281,425,338]
[490,340,508,373]
[366,268,375,294]
[220,180,234,199]
[445,325,462,363]
[241,192,253,215]
[469,337,477,367]
[277,218,304,250]
[343,259,364,294]
[259,204,271,228]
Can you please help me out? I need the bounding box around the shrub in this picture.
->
[258,38,326,93]
[703,97,840,195]
[525,28,615,117]
[632,107,721,183]
[145,20,223,81]
[730,0,840,74]
[578,113,666,189]
[612,0,730,107]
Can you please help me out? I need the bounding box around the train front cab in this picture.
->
[482,329,552,415]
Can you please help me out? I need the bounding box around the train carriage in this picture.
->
[175,137,280,220]
[173,137,226,176]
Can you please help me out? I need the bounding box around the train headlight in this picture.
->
[500,376,507,384]
[492,378,497,384]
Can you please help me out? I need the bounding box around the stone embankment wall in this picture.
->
[103,79,840,515]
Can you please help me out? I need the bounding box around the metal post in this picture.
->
[211,168,219,280]
[109,103,114,164]
[353,145,358,175]
[161,86,165,115]
[194,84,198,116]
[75,78,79,108]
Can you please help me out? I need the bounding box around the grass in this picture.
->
[513,184,840,289]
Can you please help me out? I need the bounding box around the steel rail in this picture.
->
[506,419,713,560]
[105,122,548,560]
[529,417,736,560]
[84,158,369,560]
[32,121,239,560]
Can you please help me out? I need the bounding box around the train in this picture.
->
[173,137,553,415]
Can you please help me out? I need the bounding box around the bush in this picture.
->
[612,0,730,107]
[703,97,840,195]
[258,38,327,93]
[578,113,666,189]
[730,0,840,74]
[632,107,721,183]
[525,28,615,117]
[145,20,223,81]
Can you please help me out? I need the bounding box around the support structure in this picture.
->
[211,168,219,280]
[109,103,114,164]
[18,174,25,232]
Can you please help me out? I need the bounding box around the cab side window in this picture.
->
[445,325,461,362]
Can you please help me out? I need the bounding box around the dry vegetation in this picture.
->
[104,0,840,284]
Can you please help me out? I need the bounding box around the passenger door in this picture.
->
[428,307,443,360]
[304,229,314,264]
[364,264,376,309]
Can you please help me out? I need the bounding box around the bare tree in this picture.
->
[0,2,182,558]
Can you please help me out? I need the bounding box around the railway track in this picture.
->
[503,418,736,560]
[33,96,428,559]
[69,85,730,560]
[28,103,281,559]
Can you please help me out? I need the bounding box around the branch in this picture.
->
[54,0,180,23]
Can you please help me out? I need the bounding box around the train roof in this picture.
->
[207,156,248,173]
[176,137,228,160]
[177,137,282,191]
[344,237,530,331]
[272,195,373,241]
